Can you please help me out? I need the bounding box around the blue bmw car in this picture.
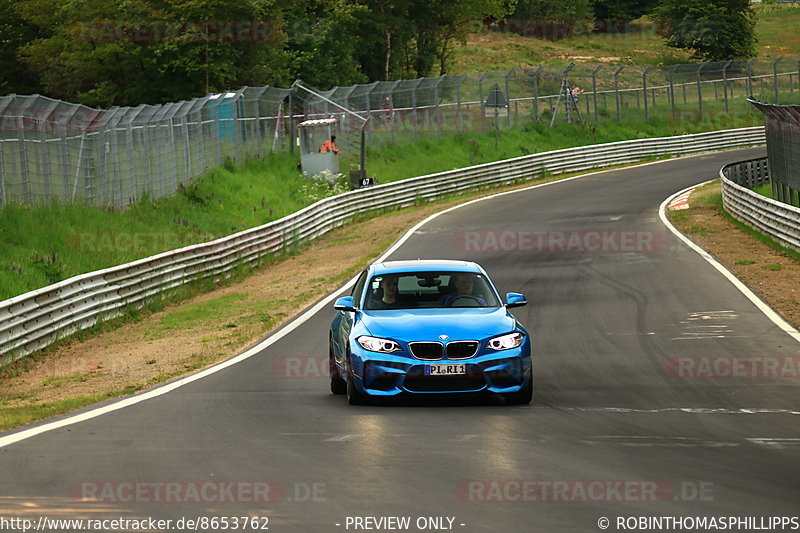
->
[329,260,532,405]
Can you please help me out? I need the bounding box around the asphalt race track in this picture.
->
[2,147,799,533]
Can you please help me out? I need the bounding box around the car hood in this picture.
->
[359,307,516,342]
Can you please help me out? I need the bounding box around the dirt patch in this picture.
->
[669,181,800,326]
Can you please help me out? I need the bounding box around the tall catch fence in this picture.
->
[1,57,798,208]
[747,99,800,207]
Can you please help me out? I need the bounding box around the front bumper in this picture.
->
[349,344,532,396]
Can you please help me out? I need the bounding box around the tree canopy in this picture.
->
[651,0,756,61]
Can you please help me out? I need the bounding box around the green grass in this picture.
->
[0,387,139,431]
[753,183,800,208]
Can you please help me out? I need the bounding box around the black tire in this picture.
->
[330,341,346,395]
[504,371,533,405]
[346,364,370,405]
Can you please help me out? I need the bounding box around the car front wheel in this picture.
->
[346,355,370,405]
[330,341,346,395]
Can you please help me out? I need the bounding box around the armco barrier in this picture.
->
[0,127,766,365]
[721,157,800,252]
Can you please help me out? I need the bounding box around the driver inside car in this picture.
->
[438,274,487,307]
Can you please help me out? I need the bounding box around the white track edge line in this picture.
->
[659,182,800,345]
[0,151,763,448]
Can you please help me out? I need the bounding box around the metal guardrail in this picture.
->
[721,157,800,252]
[0,127,766,365]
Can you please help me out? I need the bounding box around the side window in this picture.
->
[351,270,369,307]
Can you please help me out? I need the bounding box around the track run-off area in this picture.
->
[1,147,798,533]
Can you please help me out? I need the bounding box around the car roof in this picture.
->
[371,260,484,275]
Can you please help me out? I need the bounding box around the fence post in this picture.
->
[38,122,51,203]
[533,67,542,120]
[747,58,755,98]
[643,66,653,122]
[16,116,31,204]
[696,63,705,117]
[592,65,602,125]
[505,69,513,128]
[71,133,86,201]
[614,66,624,122]
[435,77,443,136]
[479,72,489,132]
[288,91,294,154]
[668,65,678,117]
[0,140,5,207]
[722,60,732,114]
[389,84,398,144]
[773,57,783,103]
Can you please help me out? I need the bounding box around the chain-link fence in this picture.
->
[748,98,800,207]
[2,57,799,208]
[0,87,289,207]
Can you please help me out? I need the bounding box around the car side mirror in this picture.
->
[334,296,357,312]
[505,292,527,309]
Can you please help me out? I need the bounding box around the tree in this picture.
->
[510,0,594,40]
[411,0,512,76]
[652,0,756,61]
[0,0,43,95]
[591,0,658,22]
[282,0,368,89]
[16,0,292,106]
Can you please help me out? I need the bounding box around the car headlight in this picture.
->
[487,332,524,351]
[357,336,401,353]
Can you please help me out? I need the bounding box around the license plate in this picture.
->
[425,364,466,376]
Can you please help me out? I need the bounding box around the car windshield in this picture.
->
[363,271,500,310]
